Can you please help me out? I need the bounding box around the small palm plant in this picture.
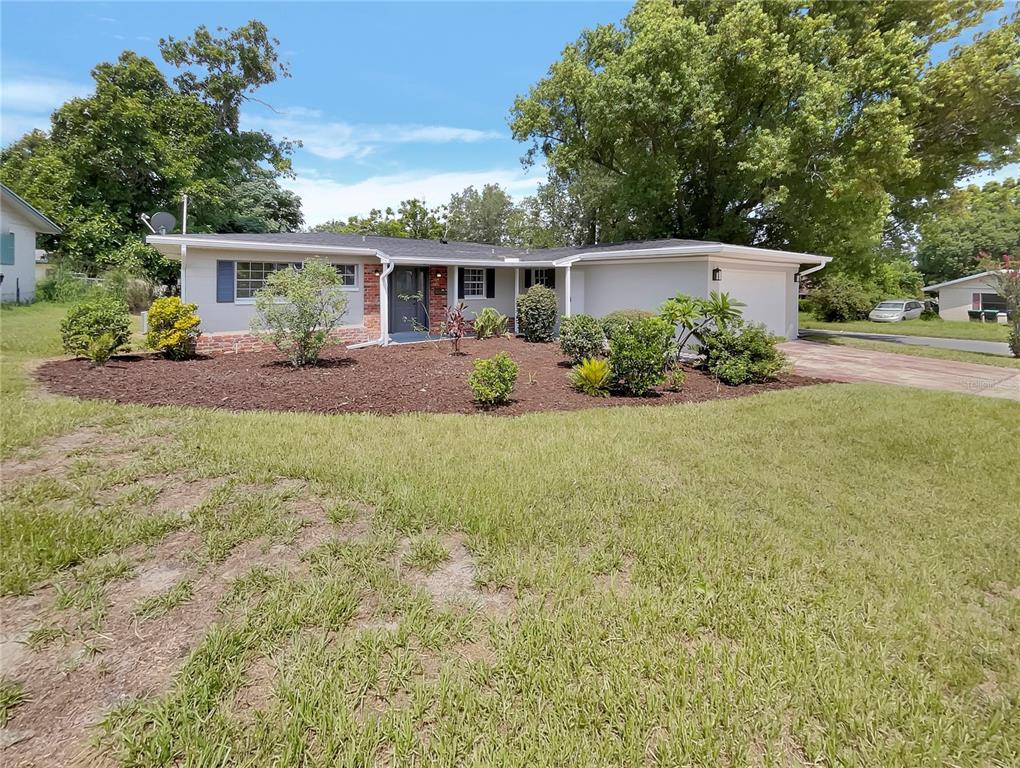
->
[569,357,613,397]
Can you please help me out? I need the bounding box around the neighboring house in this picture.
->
[924,271,1007,321]
[35,249,53,285]
[0,184,62,303]
[145,232,831,353]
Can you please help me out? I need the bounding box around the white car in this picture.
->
[868,299,924,322]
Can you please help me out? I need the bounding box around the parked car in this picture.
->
[868,299,924,322]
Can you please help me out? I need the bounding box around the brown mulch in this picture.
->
[34,337,826,416]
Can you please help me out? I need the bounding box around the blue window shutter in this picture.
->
[0,233,14,266]
[216,260,235,302]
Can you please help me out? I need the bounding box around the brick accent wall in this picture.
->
[428,266,448,333]
[195,327,369,355]
[363,266,381,337]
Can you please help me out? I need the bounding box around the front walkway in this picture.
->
[781,341,1020,401]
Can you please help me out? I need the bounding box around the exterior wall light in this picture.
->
[711,268,722,281]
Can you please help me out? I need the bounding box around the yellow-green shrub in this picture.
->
[146,297,201,359]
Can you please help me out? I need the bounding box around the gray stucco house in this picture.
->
[146,232,831,353]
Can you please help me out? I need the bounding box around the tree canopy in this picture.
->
[510,0,1020,272]
[0,21,300,282]
[917,179,1020,284]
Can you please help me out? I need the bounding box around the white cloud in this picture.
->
[958,163,1020,187]
[242,110,504,161]
[1,77,92,144]
[283,167,542,226]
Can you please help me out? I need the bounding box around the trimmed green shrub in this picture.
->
[472,307,509,339]
[664,364,687,392]
[601,309,654,340]
[516,285,558,342]
[146,296,201,359]
[569,357,612,397]
[84,333,119,367]
[251,260,349,367]
[468,352,519,405]
[811,274,876,322]
[608,316,672,395]
[60,297,131,358]
[559,314,606,364]
[700,321,786,385]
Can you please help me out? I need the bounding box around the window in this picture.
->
[979,293,1008,312]
[532,268,551,287]
[462,268,485,298]
[235,261,296,300]
[334,264,358,289]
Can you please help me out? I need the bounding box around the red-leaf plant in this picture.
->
[442,302,469,354]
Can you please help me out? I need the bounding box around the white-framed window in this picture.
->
[334,263,359,290]
[531,268,552,287]
[236,261,297,300]
[462,267,486,298]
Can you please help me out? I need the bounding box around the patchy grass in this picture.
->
[803,334,1020,368]
[0,678,28,726]
[1,301,1018,766]
[133,579,195,622]
[799,311,1009,341]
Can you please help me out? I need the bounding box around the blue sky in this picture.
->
[1,1,1015,227]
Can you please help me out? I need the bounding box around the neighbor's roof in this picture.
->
[147,231,831,268]
[924,270,1003,291]
[0,183,62,235]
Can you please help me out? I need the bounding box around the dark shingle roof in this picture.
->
[173,232,720,264]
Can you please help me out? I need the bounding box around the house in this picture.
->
[924,271,1008,321]
[0,184,62,303]
[145,232,831,353]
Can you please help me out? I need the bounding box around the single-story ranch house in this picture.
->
[1,183,62,304]
[146,232,831,353]
[924,270,1009,321]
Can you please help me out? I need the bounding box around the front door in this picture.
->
[389,266,429,333]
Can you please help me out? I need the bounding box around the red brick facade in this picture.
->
[428,266,449,332]
[195,327,369,355]
[363,265,382,337]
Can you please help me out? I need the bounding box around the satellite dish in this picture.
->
[150,212,177,235]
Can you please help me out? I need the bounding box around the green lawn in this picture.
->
[799,311,1010,342]
[2,302,1018,767]
[803,334,1020,369]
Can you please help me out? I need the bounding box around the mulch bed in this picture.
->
[34,337,826,416]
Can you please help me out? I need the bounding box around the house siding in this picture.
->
[936,278,1000,321]
[0,205,41,303]
[575,261,709,318]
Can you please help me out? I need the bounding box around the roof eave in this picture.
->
[1,186,62,235]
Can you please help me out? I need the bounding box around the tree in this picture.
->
[980,254,1020,357]
[510,0,1020,271]
[311,198,443,239]
[917,179,1020,284]
[445,184,516,245]
[0,24,298,282]
[159,20,290,134]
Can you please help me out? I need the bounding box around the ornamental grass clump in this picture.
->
[146,297,201,359]
[251,260,349,367]
[468,352,519,406]
[569,357,612,397]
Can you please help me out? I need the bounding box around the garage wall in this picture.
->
[937,278,999,320]
[713,263,799,338]
[0,206,40,303]
[184,250,374,333]
[575,261,709,318]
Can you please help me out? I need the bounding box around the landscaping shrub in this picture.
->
[516,285,558,342]
[559,314,606,364]
[60,297,131,358]
[472,307,508,339]
[608,316,672,395]
[700,321,786,385]
[251,260,349,367]
[810,273,876,321]
[84,333,119,367]
[601,309,654,340]
[664,364,687,392]
[146,296,201,359]
[659,291,744,360]
[442,302,469,353]
[101,267,155,313]
[798,297,813,314]
[569,357,612,397]
[468,351,519,405]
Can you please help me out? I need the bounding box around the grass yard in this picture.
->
[1,302,1019,767]
[802,334,1020,369]
[799,311,1010,342]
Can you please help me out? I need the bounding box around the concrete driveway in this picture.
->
[800,328,1011,356]
[781,341,1020,401]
